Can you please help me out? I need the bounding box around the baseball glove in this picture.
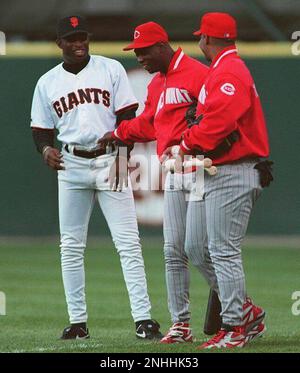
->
[184,100,204,128]
[254,160,274,187]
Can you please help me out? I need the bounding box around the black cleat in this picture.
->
[135,319,163,340]
[60,323,90,340]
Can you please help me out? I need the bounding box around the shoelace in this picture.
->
[166,324,189,338]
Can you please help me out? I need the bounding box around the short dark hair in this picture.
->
[209,36,235,46]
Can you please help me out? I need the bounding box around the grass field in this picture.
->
[0,238,300,353]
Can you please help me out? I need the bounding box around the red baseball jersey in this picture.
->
[113,48,208,157]
[180,47,270,164]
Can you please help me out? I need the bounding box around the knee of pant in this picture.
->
[185,241,206,266]
[209,251,242,267]
[163,241,188,265]
[60,234,85,257]
[113,236,142,256]
[60,245,85,270]
[60,246,85,262]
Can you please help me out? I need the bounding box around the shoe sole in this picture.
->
[198,342,245,350]
[60,335,90,340]
[160,338,194,344]
[136,333,164,340]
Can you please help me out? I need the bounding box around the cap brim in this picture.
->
[123,41,157,51]
[59,30,90,39]
[193,29,202,36]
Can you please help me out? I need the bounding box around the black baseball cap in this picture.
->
[57,15,89,39]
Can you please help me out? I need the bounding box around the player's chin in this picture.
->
[72,50,88,62]
[143,65,156,74]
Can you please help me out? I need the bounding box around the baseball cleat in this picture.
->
[160,322,193,344]
[245,322,266,343]
[60,323,90,340]
[242,297,266,333]
[135,319,163,340]
[198,326,246,350]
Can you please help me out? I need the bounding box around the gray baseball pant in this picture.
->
[185,160,262,325]
[163,171,218,324]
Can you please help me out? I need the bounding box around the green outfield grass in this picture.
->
[0,239,299,353]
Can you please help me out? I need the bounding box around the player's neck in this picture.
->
[160,49,175,75]
[63,55,91,75]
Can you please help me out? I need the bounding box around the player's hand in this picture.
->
[97,131,114,147]
[174,148,185,173]
[43,146,65,170]
[160,146,173,163]
[109,155,129,191]
[185,100,197,128]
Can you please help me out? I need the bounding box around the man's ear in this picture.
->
[56,38,63,49]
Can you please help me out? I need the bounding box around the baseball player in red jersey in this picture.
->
[174,13,273,349]
[30,16,163,341]
[99,22,212,343]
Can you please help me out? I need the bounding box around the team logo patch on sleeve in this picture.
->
[220,83,235,96]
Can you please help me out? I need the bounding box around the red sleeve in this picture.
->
[113,88,156,144]
[181,73,251,153]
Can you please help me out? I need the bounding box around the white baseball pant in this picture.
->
[58,149,152,324]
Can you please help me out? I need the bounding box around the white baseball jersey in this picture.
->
[30,55,138,147]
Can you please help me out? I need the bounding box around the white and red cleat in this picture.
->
[245,322,266,343]
[160,322,193,344]
[198,326,246,350]
[242,297,266,341]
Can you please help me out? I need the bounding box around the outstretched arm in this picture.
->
[98,87,157,146]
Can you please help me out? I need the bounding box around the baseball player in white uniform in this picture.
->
[30,15,162,340]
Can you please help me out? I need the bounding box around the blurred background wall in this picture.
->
[1,0,299,41]
[0,0,299,237]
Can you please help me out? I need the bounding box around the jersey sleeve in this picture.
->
[113,62,139,115]
[30,79,54,129]
[113,85,156,144]
[181,73,251,153]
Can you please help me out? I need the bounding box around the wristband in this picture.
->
[42,145,52,157]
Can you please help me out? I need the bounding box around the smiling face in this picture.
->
[57,32,89,64]
[134,44,165,74]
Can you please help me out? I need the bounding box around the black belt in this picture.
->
[64,144,116,159]
[194,131,239,159]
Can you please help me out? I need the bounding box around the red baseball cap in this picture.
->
[123,22,168,51]
[193,12,237,39]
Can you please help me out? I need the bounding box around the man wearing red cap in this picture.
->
[98,21,212,343]
[174,12,273,349]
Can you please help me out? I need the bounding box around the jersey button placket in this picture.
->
[78,74,90,145]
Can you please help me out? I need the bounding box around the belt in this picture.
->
[218,157,260,166]
[64,144,116,159]
[200,131,240,159]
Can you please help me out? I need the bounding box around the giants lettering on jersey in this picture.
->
[155,87,193,115]
[53,88,110,118]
